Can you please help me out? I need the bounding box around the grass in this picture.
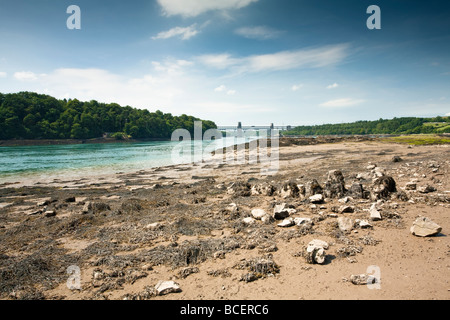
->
[381,134,450,145]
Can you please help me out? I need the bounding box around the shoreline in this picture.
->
[0,137,172,147]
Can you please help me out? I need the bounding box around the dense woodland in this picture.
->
[284,116,450,136]
[0,92,217,140]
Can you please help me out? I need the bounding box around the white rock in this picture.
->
[243,217,256,225]
[410,216,442,237]
[251,209,267,220]
[294,217,312,226]
[155,281,181,296]
[337,217,353,233]
[273,203,291,220]
[307,239,329,251]
[145,222,160,230]
[369,204,382,221]
[277,218,294,228]
[309,194,324,203]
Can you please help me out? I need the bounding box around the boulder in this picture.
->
[243,217,256,225]
[369,204,382,221]
[417,185,436,194]
[305,240,329,264]
[410,217,442,237]
[251,182,276,196]
[279,181,300,198]
[339,205,355,213]
[337,217,353,233]
[273,203,295,220]
[324,170,346,198]
[371,176,397,200]
[392,156,403,163]
[350,274,376,285]
[309,194,324,204]
[155,281,181,296]
[227,181,251,197]
[348,182,366,199]
[306,179,323,197]
[277,218,295,228]
[294,217,312,226]
[251,209,268,220]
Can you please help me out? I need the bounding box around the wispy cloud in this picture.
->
[157,0,259,17]
[214,84,236,95]
[291,84,303,91]
[152,24,200,40]
[235,26,283,40]
[319,98,365,108]
[198,44,350,74]
[14,71,39,81]
[327,83,339,89]
[0,71,6,78]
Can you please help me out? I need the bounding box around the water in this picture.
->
[0,136,256,184]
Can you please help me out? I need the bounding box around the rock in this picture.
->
[243,217,256,225]
[155,281,181,296]
[356,219,373,229]
[338,196,351,203]
[251,182,276,196]
[273,203,292,220]
[410,217,442,237]
[369,204,382,221]
[348,182,366,199]
[227,182,251,197]
[324,170,346,198]
[44,210,56,217]
[251,209,268,220]
[337,217,354,233]
[339,205,355,213]
[279,181,300,198]
[145,222,160,230]
[357,172,372,180]
[417,185,436,194]
[294,217,312,226]
[371,176,397,200]
[366,164,377,170]
[405,182,417,190]
[309,194,324,204]
[81,201,91,214]
[240,272,258,283]
[306,179,323,197]
[261,214,275,224]
[392,156,403,162]
[305,240,329,264]
[350,274,376,285]
[216,183,226,190]
[277,218,295,228]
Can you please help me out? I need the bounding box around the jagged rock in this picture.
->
[417,185,436,194]
[410,217,442,237]
[324,170,346,198]
[155,281,181,295]
[366,164,377,170]
[277,218,295,228]
[306,179,323,197]
[273,203,295,220]
[261,214,275,224]
[305,240,329,264]
[369,204,382,221]
[251,182,276,196]
[44,210,56,217]
[251,209,268,220]
[297,184,306,197]
[279,181,299,198]
[337,217,354,233]
[309,194,324,204]
[371,176,397,200]
[392,156,403,162]
[227,182,251,197]
[348,182,366,199]
[356,219,372,228]
[294,217,312,226]
[350,274,376,285]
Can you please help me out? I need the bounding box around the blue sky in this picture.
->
[0,0,449,126]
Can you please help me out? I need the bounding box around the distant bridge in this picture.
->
[217,123,294,131]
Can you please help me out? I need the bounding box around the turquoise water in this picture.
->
[0,137,255,183]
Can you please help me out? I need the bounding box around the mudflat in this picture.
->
[0,138,448,300]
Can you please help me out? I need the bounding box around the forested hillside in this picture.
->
[0,92,217,140]
[284,117,450,136]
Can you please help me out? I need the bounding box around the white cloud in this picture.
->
[291,84,303,91]
[227,90,236,95]
[14,71,39,81]
[198,44,349,74]
[327,83,339,89]
[234,26,282,40]
[157,0,259,17]
[319,98,365,108]
[445,112,450,116]
[214,85,227,92]
[152,24,199,40]
[0,71,6,78]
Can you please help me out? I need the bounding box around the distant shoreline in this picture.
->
[0,137,171,147]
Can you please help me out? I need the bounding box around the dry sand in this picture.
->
[0,138,448,300]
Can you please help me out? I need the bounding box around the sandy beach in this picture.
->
[0,137,448,300]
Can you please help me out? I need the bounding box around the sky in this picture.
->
[0,0,449,126]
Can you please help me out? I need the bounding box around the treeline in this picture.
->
[0,92,217,140]
[284,117,450,136]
